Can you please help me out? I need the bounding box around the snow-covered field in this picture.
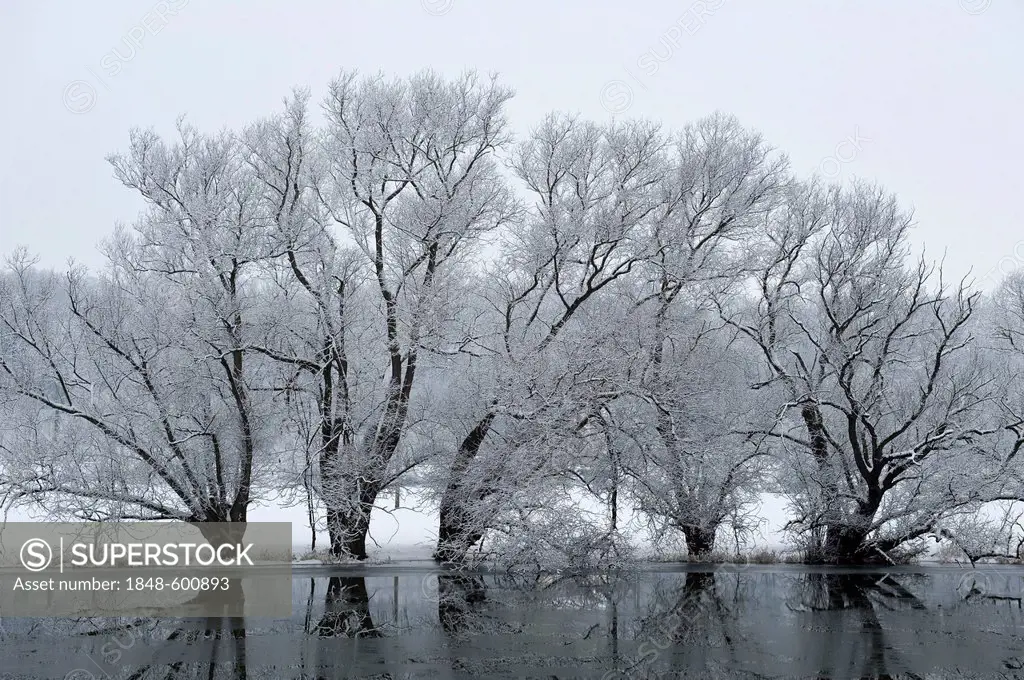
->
[4,491,1002,563]
[233,490,794,562]
[249,494,441,562]
[1,489,793,562]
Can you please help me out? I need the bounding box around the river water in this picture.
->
[1,564,1022,679]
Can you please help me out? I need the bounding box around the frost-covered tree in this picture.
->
[611,314,769,556]
[432,114,670,563]
[727,180,1000,562]
[611,113,787,556]
[0,121,284,525]
[434,112,789,563]
[240,72,518,558]
[937,270,1024,561]
[989,270,1024,481]
[3,68,1018,571]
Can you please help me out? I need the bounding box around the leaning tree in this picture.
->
[433,112,790,563]
[432,114,670,563]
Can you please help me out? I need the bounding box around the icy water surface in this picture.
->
[1,564,1023,679]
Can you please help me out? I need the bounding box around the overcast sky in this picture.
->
[2,0,1021,290]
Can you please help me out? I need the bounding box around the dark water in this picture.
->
[1,564,1023,679]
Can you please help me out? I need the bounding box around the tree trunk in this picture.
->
[823,524,870,562]
[340,511,370,560]
[321,424,394,559]
[193,520,248,549]
[326,480,381,560]
[805,508,876,564]
[610,483,618,532]
[435,412,495,563]
[435,508,485,564]
[325,507,344,557]
[799,402,861,562]
[682,525,717,557]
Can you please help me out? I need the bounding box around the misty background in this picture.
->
[1,0,1022,285]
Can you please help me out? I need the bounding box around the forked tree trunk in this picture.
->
[799,402,871,562]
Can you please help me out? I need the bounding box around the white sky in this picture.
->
[2,0,1021,290]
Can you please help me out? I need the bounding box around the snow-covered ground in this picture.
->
[248,495,441,562]
[249,489,797,562]
[2,491,1005,563]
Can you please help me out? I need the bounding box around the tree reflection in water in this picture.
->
[436,572,487,637]
[626,571,951,679]
[789,572,927,680]
[314,576,384,639]
[60,616,252,680]
[631,570,755,678]
[8,570,1024,678]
